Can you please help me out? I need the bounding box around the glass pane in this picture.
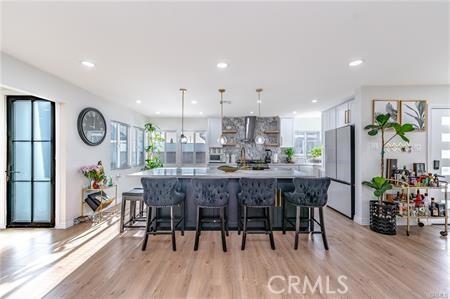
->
[165,131,177,164]
[442,167,450,176]
[111,122,118,168]
[119,124,128,168]
[442,116,450,126]
[33,101,52,140]
[442,150,450,159]
[13,142,31,180]
[196,152,206,164]
[34,142,52,180]
[137,129,144,165]
[182,132,194,164]
[442,133,450,142]
[12,182,31,222]
[195,132,207,164]
[33,182,51,222]
[13,100,31,140]
[130,128,137,166]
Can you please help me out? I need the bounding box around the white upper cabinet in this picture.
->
[322,108,336,132]
[335,98,355,128]
[207,118,222,148]
[280,117,294,147]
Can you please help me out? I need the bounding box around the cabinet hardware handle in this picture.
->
[347,109,351,124]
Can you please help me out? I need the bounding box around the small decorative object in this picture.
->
[179,88,188,144]
[284,147,295,163]
[144,122,164,169]
[400,100,427,131]
[309,146,322,162]
[372,100,400,124]
[254,88,265,145]
[77,107,107,146]
[80,161,106,189]
[218,165,239,172]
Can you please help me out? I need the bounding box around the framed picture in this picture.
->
[372,100,400,124]
[400,100,427,131]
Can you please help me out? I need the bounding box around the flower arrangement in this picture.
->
[81,161,106,189]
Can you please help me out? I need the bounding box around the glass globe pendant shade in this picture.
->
[180,133,188,144]
[218,134,227,145]
[255,134,265,145]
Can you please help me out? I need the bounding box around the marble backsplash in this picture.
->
[222,116,281,161]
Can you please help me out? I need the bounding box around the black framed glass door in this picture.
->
[7,96,55,227]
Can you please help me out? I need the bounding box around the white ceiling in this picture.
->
[1,1,448,118]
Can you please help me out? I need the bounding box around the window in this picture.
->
[111,121,129,169]
[156,130,207,165]
[130,127,145,167]
[294,131,321,159]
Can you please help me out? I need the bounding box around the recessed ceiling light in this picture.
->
[81,60,95,68]
[312,99,318,103]
[217,62,228,69]
[293,111,297,114]
[256,100,262,104]
[136,100,142,104]
[199,111,203,115]
[155,111,161,115]
[250,111,254,114]
[191,100,198,104]
[348,59,364,67]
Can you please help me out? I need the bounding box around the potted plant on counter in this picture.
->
[284,147,295,163]
[363,113,413,235]
[309,146,322,163]
[144,122,165,169]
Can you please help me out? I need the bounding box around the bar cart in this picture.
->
[389,179,448,236]
[80,184,118,220]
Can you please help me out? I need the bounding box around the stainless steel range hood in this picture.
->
[243,116,256,142]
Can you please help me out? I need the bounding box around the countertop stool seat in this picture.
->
[191,178,230,252]
[141,178,186,252]
[283,177,331,250]
[120,188,145,233]
[237,178,277,250]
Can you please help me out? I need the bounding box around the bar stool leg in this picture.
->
[181,201,185,236]
[319,207,329,250]
[309,207,315,240]
[268,207,275,250]
[282,198,286,234]
[171,206,176,251]
[225,206,229,237]
[220,207,227,252]
[241,206,248,250]
[142,205,152,251]
[194,206,201,251]
[130,201,135,224]
[237,202,242,235]
[153,207,158,235]
[294,206,300,250]
[120,197,126,233]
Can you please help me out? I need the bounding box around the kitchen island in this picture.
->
[129,167,319,230]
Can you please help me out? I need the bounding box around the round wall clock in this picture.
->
[77,107,107,146]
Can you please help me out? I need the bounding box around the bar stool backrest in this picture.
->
[141,178,183,207]
[291,177,331,207]
[191,178,230,207]
[238,178,277,206]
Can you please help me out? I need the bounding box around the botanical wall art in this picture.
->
[400,100,427,131]
[372,100,399,124]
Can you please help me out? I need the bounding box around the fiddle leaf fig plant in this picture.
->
[144,122,164,169]
[362,176,393,200]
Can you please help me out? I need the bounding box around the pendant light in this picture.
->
[218,89,227,145]
[254,88,265,145]
[179,88,188,144]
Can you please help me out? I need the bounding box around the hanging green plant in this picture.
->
[144,122,165,169]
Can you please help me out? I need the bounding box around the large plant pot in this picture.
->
[369,200,397,235]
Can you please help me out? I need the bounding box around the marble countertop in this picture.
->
[129,167,317,178]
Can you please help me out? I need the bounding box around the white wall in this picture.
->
[1,52,149,228]
[294,116,321,133]
[354,85,450,224]
[150,117,207,132]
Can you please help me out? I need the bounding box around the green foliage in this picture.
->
[284,147,294,158]
[144,122,165,169]
[309,146,322,158]
[362,176,393,200]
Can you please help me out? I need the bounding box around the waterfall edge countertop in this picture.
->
[129,167,317,178]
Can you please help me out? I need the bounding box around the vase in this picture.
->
[91,180,101,189]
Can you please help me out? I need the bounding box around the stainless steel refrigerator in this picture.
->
[324,125,355,219]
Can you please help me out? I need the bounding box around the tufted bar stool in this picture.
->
[191,178,229,252]
[283,177,331,250]
[141,178,185,251]
[238,178,277,250]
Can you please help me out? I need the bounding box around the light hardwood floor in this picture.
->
[1,208,448,299]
